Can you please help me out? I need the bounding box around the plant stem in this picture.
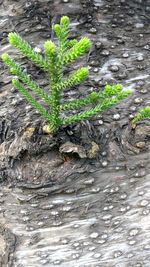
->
[49,81,61,133]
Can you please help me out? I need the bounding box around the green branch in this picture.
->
[63,37,91,65]
[2,53,51,105]
[60,84,125,110]
[12,79,51,121]
[55,67,89,92]
[44,40,57,81]
[60,91,102,110]
[67,39,78,48]
[61,90,131,125]
[53,16,70,55]
[132,106,150,124]
[8,32,48,70]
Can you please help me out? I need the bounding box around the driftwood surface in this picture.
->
[0,0,150,266]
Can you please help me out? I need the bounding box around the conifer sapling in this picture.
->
[132,106,150,124]
[2,16,132,134]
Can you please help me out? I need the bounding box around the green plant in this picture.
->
[132,106,150,124]
[2,16,132,134]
